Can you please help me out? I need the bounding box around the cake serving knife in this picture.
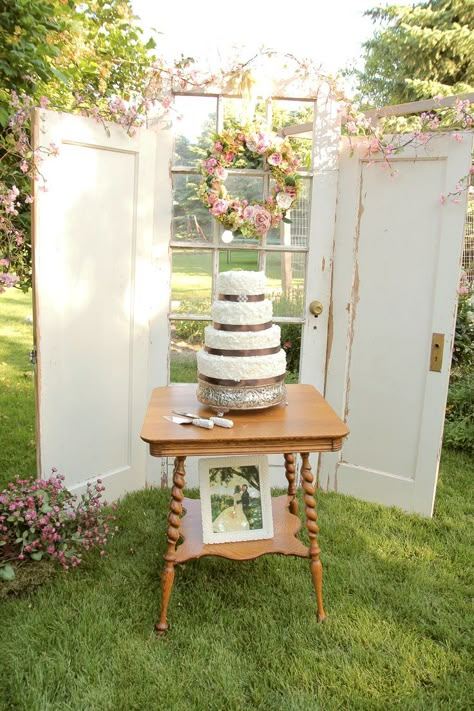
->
[163,415,214,429]
[172,411,234,428]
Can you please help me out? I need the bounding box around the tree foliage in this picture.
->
[0,0,157,290]
[0,0,156,121]
[355,0,474,106]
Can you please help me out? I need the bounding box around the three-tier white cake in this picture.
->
[196,270,287,411]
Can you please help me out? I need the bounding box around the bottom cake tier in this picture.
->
[196,376,287,412]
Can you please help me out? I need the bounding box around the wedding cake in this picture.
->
[196,270,287,410]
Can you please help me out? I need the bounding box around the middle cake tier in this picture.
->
[197,349,287,382]
[204,323,282,351]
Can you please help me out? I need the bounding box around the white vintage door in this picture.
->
[321,132,473,516]
[33,109,159,500]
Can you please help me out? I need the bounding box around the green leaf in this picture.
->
[49,66,70,85]
[282,217,292,224]
[0,564,15,581]
[30,551,44,561]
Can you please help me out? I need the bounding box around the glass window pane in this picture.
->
[218,250,259,274]
[222,98,267,129]
[171,249,212,314]
[170,319,208,384]
[272,99,314,169]
[281,324,302,383]
[225,174,263,204]
[173,96,217,168]
[266,252,306,317]
[172,174,214,244]
[267,177,311,247]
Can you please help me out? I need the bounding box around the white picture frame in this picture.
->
[199,455,274,544]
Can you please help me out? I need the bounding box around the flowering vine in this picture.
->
[0,50,473,292]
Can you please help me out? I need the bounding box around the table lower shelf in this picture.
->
[175,495,310,563]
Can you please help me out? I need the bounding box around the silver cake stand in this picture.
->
[196,376,287,414]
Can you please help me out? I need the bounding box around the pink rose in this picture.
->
[214,165,227,180]
[203,157,218,174]
[210,199,229,216]
[222,151,235,163]
[214,141,223,152]
[267,152,282,166]
[253,206,272,235]
[207,192,218,205]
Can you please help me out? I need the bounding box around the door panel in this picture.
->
[33,109,157,500]
[322,133,473,516]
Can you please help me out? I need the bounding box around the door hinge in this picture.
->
[29,347,37,365]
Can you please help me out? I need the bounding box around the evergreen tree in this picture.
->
[355,0,474,106]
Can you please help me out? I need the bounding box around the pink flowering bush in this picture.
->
[0,470,118,581]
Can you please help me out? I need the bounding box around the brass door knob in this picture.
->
[309,300,323,316]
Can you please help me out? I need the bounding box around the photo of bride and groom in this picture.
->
[212,483,253,533]
[199,456,273,544]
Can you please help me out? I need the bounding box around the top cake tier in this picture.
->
[217,270,266,296]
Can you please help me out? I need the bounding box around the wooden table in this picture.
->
[141,383,349,634]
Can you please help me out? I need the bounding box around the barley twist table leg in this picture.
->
[155,456,186,635]
[301,452,326,622]
[284,453,298,515]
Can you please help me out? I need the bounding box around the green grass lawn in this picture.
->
[0,289,36,484]
[1,290,473,710]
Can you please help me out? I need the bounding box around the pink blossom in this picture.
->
[39,96,50,109]
[222,151,235,163]
[213,141,223,152]
[267,152,282,166]
[243,205,255,220]
[214,165,227,180]
[453,133,463,142]
[210,199,229,216]
[203,157,218,174]
[252,206,272,236]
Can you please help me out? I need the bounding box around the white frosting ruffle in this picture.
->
[197,349,286,382]
[211,300,272,325]
[204,324,281,350]
[217,270,266,295]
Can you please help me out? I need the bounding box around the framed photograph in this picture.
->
[199,455,274,544]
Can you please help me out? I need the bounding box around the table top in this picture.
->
[141,384,349,457]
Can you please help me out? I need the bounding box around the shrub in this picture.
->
[280,322,302,375]
[444,368,474,454]
[0,471,117,581]
[452,276,474,369]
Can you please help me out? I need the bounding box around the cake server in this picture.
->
[172,411,234,428]
[163,415,214,429]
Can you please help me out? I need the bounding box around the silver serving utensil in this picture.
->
[163,415,214,429]
[172,411,234,428]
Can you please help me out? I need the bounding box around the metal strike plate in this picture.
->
[430,333,444,372]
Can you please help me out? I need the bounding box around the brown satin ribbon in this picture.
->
[204,345,281,357]
[199,373,285,386]
[212,321,272,332]
[218,293,265,302]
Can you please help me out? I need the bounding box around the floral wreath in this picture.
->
[197,124,302,239]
